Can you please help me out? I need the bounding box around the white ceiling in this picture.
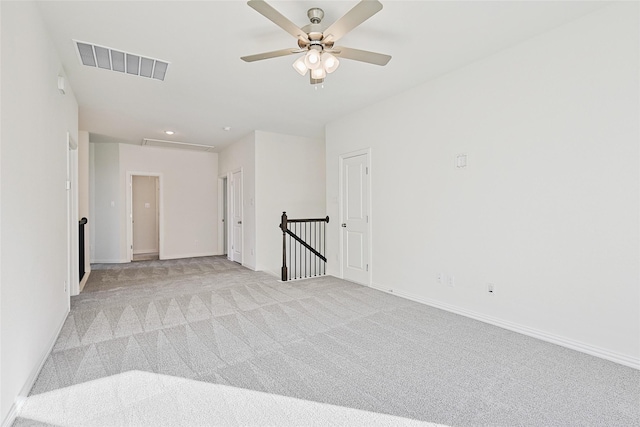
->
[37,1,605,152]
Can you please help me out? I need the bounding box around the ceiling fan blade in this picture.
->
[247,0,309,43]
[241,48,302,62]
[322,0,383,44]
[331,46,391,66]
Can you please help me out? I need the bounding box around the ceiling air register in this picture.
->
[74,40,169,81]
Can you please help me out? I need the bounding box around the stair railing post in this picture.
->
[280,212,288,281]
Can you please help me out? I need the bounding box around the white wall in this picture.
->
[0,1,79,423]
[119,144,218,260]
[255,131,325,275]
[219,131,326,275]
[90,142,218,262]
[92,142,122,263]
[326,4,639,367]
[218,132,257,269]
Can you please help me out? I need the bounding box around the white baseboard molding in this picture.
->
[160,252,216,260]
[1,396,27,427]
[242,262,258,272]
[91,258,129,264]
[1,309,69,427]
[79,269,91,292]
[370,283,640,370]
[262,269,280,278]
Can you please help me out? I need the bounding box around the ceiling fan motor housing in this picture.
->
[307,8,324,24]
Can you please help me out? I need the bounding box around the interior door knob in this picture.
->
[238,221,242,224]
[341,223,347,227]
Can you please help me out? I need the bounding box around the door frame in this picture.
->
[67,132,79,301]
[217,175,229,256]
[126,171,163,261]
[338,147,372,286]
[229,168,243,264]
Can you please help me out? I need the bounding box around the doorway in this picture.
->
[230,170,243,264]
[340,149,371,285]
[129,174,161,261]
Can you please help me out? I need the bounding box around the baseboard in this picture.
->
[242,262,258,271]
[79,269,91,292]
[262,269,280,278]
[160,252,216,260]
[1,396,26,427]
[1,309,69,427]
[91,258,129,264]
[369,283,640,370]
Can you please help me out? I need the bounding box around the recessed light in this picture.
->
[164,130,175,135]
[223,127,231,132]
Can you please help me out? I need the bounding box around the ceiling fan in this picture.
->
[241,0,391,84]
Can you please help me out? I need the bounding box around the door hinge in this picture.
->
[366,215,369,223]
[365,167,369,175]
[366,264,369,272]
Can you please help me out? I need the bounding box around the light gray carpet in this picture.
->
[15,256,640,426]
[20,370,441,426]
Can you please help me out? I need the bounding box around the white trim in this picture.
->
[67,132,79,299]
[217,175,229,256]
[1,310,68,427]
[1,397,26,427]
[338,148,372,286]
[91,258,130,264]
[241,262,258,272]
[126,172,164,263]
[230,168,244,266]
[79,269,91,292]
[160,252,217,260]
[370,282,640,370]
[226,172,233,259]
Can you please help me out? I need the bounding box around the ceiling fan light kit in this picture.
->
[292,56,308,76]
[311,67,326,80]
[304,48,322,70]
[242,0,391,85]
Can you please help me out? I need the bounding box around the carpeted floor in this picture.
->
[19,370,441,426]
[14,256,640,426]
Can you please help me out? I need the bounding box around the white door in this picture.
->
[341,152,370,285]
[231,170,243,263]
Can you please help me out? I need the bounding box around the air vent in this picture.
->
[74,40,170,81]
[141,139,214,152]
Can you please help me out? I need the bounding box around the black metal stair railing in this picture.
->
[280,212,329,281]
